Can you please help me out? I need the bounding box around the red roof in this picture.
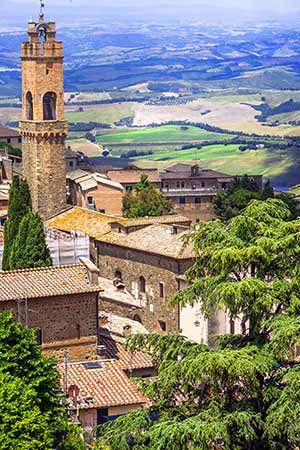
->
[107,169,159,184]
[57,359,147,409]
[0,263,102,301]
[100,333,153,370]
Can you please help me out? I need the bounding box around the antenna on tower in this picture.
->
[39,0,45,20]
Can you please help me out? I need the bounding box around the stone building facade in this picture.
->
[93,224,194,333]
[19,12,67,219]
[67,169,124,216]
[0,260,102,362]
[0,125,22,149]
[160,163,263,223]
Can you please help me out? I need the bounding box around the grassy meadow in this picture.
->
[96,125,235,143]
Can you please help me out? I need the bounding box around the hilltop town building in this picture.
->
[107,168,160,191]
[160,163,263,222]
[19,11,67,219]
[0,260,102,362]
[67,169,125,216]
[0,124,22,149]
[47,207,194,333]
[58,317,154,430]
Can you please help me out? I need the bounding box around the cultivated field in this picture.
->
[96,125,234,144]
[65,103,135,124]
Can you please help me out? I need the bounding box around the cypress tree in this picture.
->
[2,177,31,270]
[10,212,52,270]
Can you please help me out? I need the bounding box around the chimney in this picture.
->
[97,344,106,360]
[123,324,132,338]
[80,257,99,286]
[116,281,125,293]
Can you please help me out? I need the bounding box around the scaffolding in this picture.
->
[0,228,90,269]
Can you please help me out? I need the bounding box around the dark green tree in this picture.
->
[95,199,300,450]
[213,175,299,222]
[0,311,85,450]
[10,211,52,269]
[135,174,152,192]
[123,175,172,218]
[2,176,32,270]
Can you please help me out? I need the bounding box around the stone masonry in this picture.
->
[19,15,67,220]
[96,242,193,333]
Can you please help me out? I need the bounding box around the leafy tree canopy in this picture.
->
[95,198,300,450]
[0,311,85,450]
[123,175,172,218]
[214,175,298,222]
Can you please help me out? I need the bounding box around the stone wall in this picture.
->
[0,292,98,361]
[20,121,67,219]
[96,242,193,333]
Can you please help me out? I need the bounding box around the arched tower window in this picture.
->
[139,276,146,293]
[43,92,57,120]
[26,91,33,120]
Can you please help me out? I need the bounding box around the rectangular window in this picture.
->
[201,181,205,188]
[87,196,94,205]
[179,196,186,205]
[195,197,201,204]
[230,320,235,335]
[159,283,165,298]
[35,328,43,345]
[18,137,22,143]
[181,182,185,188]
[176,181,180,188]
[99,209,105,214]
[69,161,74,168]
[6,138,11,144]
[76,324,81,340]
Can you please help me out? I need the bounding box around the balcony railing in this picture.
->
[161,187,225,194]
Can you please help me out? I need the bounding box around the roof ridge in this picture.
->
[0,262,83,275]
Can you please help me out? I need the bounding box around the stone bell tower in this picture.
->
[19,4,67,220]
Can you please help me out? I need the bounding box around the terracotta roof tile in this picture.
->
[99,224,194,259]
[0,124,19,138]
[99,332,153,371]
[107,169,159,184]
[46,207,114,240]
[46,207,191,243]
[57,359,147,409]
[0,263,102,301]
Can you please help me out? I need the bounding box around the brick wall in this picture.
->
[75,182,124,216]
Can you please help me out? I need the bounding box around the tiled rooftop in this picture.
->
[114,214,190,228]
[99,331,153,371]
[99,224,193,259]
[0,263,102,301]
[107,168,159,184]
[57,359,147,409]
[46,207,191,244]
[46,207,115,240]
[67,171,124,192]
[0,124,19,138]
